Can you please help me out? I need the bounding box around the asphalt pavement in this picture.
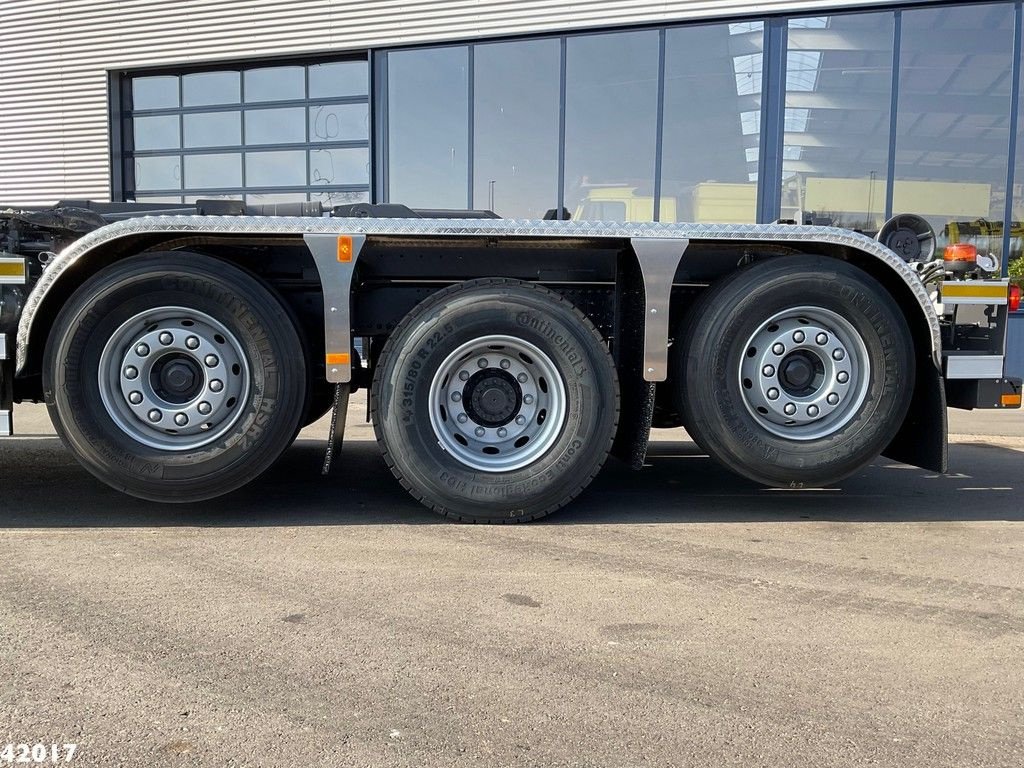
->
[1,400,1022,767]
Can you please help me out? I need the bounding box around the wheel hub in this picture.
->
[98,307,250,451]
[429,335,567,472]
[739,307,870,441]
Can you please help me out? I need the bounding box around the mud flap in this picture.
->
[881,355,947,473]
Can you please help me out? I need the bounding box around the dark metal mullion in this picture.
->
[557,37,567,219]
[134,140,369,157]
[467,45,475,210]
[129,95,368,118]
[141,183,370,197]
[305,64,311,199]
[884,10,902,221]
[756,19,787,224]
[1003,1,1022,274]
[239,72,247,194]
[374,51,389,204]
[652,29,666,223]
[177,75,185,198]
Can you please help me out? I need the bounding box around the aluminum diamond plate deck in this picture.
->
[16,216,941,373]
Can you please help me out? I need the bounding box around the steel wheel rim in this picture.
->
[98,306,251,451]
[738,306,870,441]
[428,334,568,472]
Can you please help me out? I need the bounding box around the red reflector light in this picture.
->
[1010,284,1022,313]
[943,243,977,263]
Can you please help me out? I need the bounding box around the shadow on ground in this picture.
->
[1,435,1020,528]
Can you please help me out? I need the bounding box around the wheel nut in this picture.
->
[457,413,468,424]
[772,343,785,355]
[784,403,796,416]
[459,370,470,381]
[474,427,486,437]
[497,427,508,438]
[174,413,189,427]
[185,336,200,350]
[515,415,527,425]
[500,359,511,369]
[816,333,828,345]
[147,409,162,423]
[793,331,805,343]
[832,349,845,361]
[128,391,143,405]
[762,365,775,377]
[767,387,779,400]
[837,371,849,384]
[197,401,212,415]
[135,343,150,356]
[451,391,462,402]
[517,373,528,383]
[827,393,840,406]
[124,366,138,380]
[523,394,534,405]
[477,358,489,369]
[210,379,224,392]
[159,332,173,346]
[204,354,219,367]
[807,405,820,417]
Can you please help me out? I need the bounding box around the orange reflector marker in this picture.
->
[337,235,353,262]
[326,353,351,366]
[1003,393,1022,407]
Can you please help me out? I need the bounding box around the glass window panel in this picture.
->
[311,189,370,207]
[245,107,306,144]
[246,150,306,186]
[245,66,305,102]
[387,47,468,208]
[310,147,369,185]
[132,195,184,204]
[309,104,369,142]
[309,61,368,98]
[245,192,310,204]
[183,71,240,107]
[565,30,660,222]
[1013,14,1024,271]
[134,156,181,191]
[184,112,241,148]
[662,23,763,224]
[781,13,894,229]
[132,76,179,110]
[472,38,560,218]
[184,153,242,189]
[895,4,1014,261]
[133,115,180,151]
[183,193,242,204]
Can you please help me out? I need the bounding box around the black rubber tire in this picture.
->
[674,255,915,488]
[43,252,307,502]
[372,278,619,523]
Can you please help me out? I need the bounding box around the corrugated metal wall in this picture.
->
[0,0,912,206]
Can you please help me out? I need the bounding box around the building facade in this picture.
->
[2,0,1022,267]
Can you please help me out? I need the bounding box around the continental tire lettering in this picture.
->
[515,312,588,376]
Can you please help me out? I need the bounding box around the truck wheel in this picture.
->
[43,252,307,502]
[675,255,914,487]
[372,278,619,522]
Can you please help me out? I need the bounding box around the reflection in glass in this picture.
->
[185,153,242,188]
[133,115,180,151]
[388,47,468,208]
[309,61,368,98]
[184,112,241,148]
[311,189,371,207]
[309,104,369,142]
[246,150,306,186]
[244,108,306,144]
[895,4,1013,260]
[310,148,369,186]
[472,39,559,218]
[183,72,240,106]
[132,76,179,110]
[134,156,181,191]
[661,23,763,223]
[564,31,660,222]
[780,13,893,229]
[244,67,304,102]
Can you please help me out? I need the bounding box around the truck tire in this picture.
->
[675,255,914,487]
[43,252,307,502]
[372,278,619,522]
